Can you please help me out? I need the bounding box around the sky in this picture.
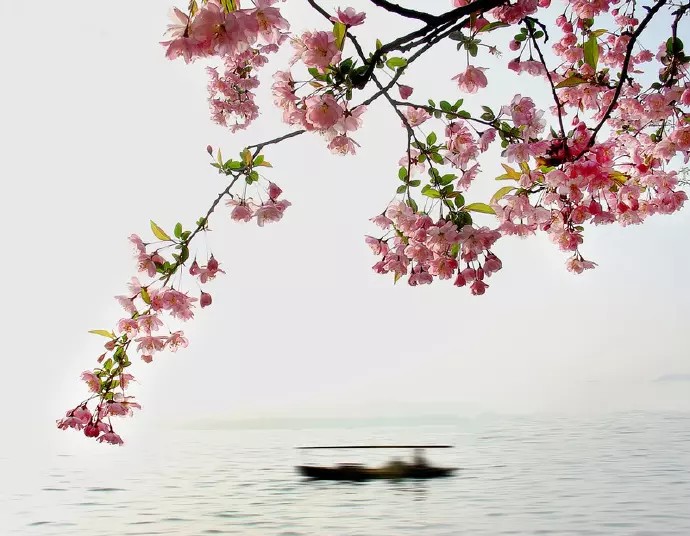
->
[1,0,689,447]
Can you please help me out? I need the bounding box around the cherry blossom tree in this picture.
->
[58,0,690,444]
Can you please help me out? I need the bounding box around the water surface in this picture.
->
[2,412,689,535]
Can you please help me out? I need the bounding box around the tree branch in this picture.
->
[524,18,567,151]
[247,129,306,157]
[308,0,508,90]
[367,0,438,24]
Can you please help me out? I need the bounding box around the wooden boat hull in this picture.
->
[297,464,456,481]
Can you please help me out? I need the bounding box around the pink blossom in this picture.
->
[197,255,225,284]
[479,130,496,152]
[566,257,597,274]
[399,148,426,176]
[117,318,139,337]
[129,234,146,254]
[120,373,135,389]
[331,7,366,26]
[268,182,283,199]
[252,1,290,44]
[137,253,164,278]
[428,255,458,279]
[115,296,137,314]
[338,105,366,133]
[127,277,143,296]
[297,31,341,71]
[452,66,488,94]
[97,431,124,446]
[398,84,414,100]
[681,87,690,106]
[161,289,197,320]
[200,291,213,308]
[256,199,291,226]
[402,107,430,127]
[227,199,254,222]
[365,236,389,255]
[135,335,167,355]
[371,214,393,229]
[470,279,488,295]
[81,371,100,393]
[138,314,164,334]
[328,135,359,155]
[166,331,189,352]
[304,94,343,130]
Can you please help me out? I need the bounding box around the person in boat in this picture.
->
[412,448,429,467]
[384,456,408,474]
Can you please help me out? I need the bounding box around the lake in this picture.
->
[2,412,689,535]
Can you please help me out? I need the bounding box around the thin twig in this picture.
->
[247,129,306,157]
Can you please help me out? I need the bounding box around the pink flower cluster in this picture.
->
[57,373,139,445]
[163,0,289,131]
[492,124,688,270]
[163,0,289,63]
[226,181,291,225]
[272,70,367,154]
[367,202,502,294]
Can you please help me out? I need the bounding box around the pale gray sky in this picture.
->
[2,1,689,446]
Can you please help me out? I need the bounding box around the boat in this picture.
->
[295,445,457,481]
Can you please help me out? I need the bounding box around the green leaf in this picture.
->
[174,223,183,238]
[398,167,408,181]
[555,75,587,88]
[407,198,418,212]
[454,194,465,208]
[333,21,347,50]
[440,100,452,112]
[408,180,421,187]
[584,35,599,69]
[396,185,407,194]
[479,21,509,33]
[439,174,456,186]
[385,57,408,70]
[104,358,113,372]
[241,148,252,167]
[140,287,151,305]
[150,220,171,241]
[666,37,684,55]
[253,155,265,166]
[591,29,607,38]
[490,186,517,204]
[423,189,441,199]
[376,39,383,50]
[426,132,437,145]
[89,329,115,339]
[467,41,478,57]
[464,202,496,215]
